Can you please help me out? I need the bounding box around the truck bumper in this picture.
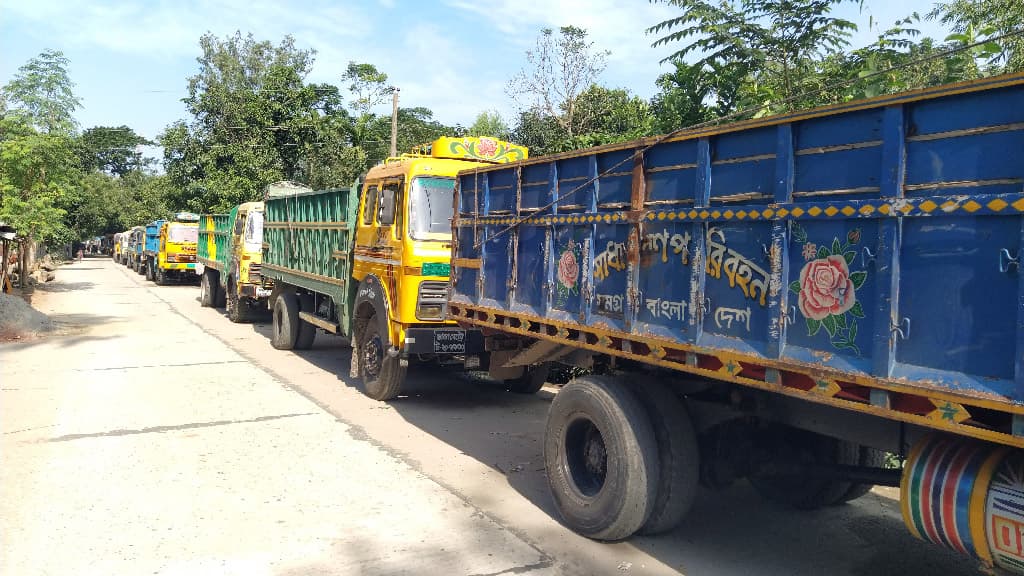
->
[241,284,272,299]
[403,327,484,355]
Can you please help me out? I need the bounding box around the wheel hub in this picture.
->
[363,335,383,379]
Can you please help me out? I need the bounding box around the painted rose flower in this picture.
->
[558,248,579,290]
[798,255,855,321]
[477,137,498,158]
[802,243,818,261]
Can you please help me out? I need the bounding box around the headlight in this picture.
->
[416,281,447,320]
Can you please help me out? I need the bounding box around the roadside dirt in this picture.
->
[0,292,53,341]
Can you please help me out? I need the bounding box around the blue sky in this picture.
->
[1,0,949,147]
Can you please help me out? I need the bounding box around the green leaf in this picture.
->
[832,238,841,255]
[850,271,867,289]
[789,280,801,294]
[822,314,838,337]
[844,251,855,265]
[817,246,830,259]
[849,319,858,342]
[850,301,865,318]
[834,313,847,330]
[807,318,821,337]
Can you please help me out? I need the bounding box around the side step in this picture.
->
[298,311,339,334]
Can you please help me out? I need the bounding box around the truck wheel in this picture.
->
[200,270,215,307]
[154,266,167,286]
[506,363,551,394]
[749,427,858,510]
[294,293,317,350]
[226,277,250,323]
[544,375,659,540]
[271,292,299,350]
[358,317,406,401]
[213,272,226,308]
[145,258,154,281]
[632,380,700,535]
[835,446,887,504]
[135,259,144,274]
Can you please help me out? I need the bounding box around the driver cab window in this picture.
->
[362,185,378,225]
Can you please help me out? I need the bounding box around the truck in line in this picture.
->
[449,73,1024,572]
[196,202,270,321]
[261,137,531,400]
[126,226,145,273]
[141,213,199,285]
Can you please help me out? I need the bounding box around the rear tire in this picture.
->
[506,363,551,394]
[749,427,858,510]
[294,293,317,350]
[632,380,700,535]
[544,375,659,540]
[836,447,887,504]
[271,292,299,350]
[200,270,215,307]
[145,258,154,281]
[358,317,405,401]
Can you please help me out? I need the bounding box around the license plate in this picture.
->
[433,329,466,353]
[255,288,272,298]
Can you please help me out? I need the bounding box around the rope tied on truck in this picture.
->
[471,26,1024,250]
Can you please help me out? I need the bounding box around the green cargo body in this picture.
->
[197,213,230,271]
[262,186,358,337]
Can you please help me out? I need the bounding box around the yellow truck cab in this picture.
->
[152,213,199,285]
[351,137,528,395]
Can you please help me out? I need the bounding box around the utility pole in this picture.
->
[390,87,400,158]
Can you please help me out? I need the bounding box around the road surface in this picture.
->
[1,258,985,575]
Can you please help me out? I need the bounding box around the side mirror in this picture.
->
[379,189,396,225]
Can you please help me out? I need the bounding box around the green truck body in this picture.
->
[197,203,269,321]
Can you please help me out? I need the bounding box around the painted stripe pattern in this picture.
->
[987,452,1024,572]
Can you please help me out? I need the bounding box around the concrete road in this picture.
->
[1,258,986,576]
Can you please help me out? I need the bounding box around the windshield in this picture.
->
[244,211,264,251]
[409,177,455,241]
[169,226,198,244]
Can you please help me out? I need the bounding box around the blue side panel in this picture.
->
[453,75,1024,406]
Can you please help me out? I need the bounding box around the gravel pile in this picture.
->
[0,292,53,340]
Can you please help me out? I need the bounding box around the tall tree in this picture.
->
[161,32,356,212]
[1,49,81,134]
[78,126,153,177]
[930,0,1024,73]
[468,110,510,140]
[507,27,610,141]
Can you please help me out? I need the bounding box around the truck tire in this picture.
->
[544,375,659,540]
[213,272,226,308]
[134,258,144,274]
[358,316,406,401]
[154,266,167,286]
[294,293,317,350]
[836,446,887,504]
[226,277,251,323]
[749,427,858,510]
[506,363,551,394]
[145,258,154,281]
[271,292,299,350]
[632,380,700,535]
[200,270,215,307]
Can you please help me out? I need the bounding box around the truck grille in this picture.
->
[416,281,448,321]
[248,263,262,283]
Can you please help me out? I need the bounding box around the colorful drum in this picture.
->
[902,435,1024,573]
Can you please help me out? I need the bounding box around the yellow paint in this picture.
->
[926,399,971,424]
[157,221,198,271]
[969,447,1010,564]
[352,137,527,349]
[234,202,264,289]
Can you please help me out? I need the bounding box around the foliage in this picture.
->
[161,32,356,212]
[507,27,610,140]
[1,49,81,134]
[467,110,511,140]
[650,59,744,133]
[930,0,1024,72]
[78,125,154,177]
[342,62,392,116]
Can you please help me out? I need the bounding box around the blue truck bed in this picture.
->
[450,73,1024,448]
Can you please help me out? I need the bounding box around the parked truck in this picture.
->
[127,226,145,273]
[449,74,1024,572]
[196,202,270,321]
[261,137,529,400]
[141,213,199,284]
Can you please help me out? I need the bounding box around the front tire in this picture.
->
[544,375,659,540]
[506,363,551,394]
[154,266,167,286]
[358,316,405,401]
[226,276,251,323]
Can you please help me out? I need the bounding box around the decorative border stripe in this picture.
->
[353,254,401,266]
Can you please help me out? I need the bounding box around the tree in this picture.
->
[468,110,510,140]
[650,60,745,133]
[561,86,654,149]
[342,62,391,116]
[161,32,358,212]
[1,49,81,134]
[78,126,153,177]
[508,27,610,141]
[930,0,1024,73]
[647,0,857,112]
